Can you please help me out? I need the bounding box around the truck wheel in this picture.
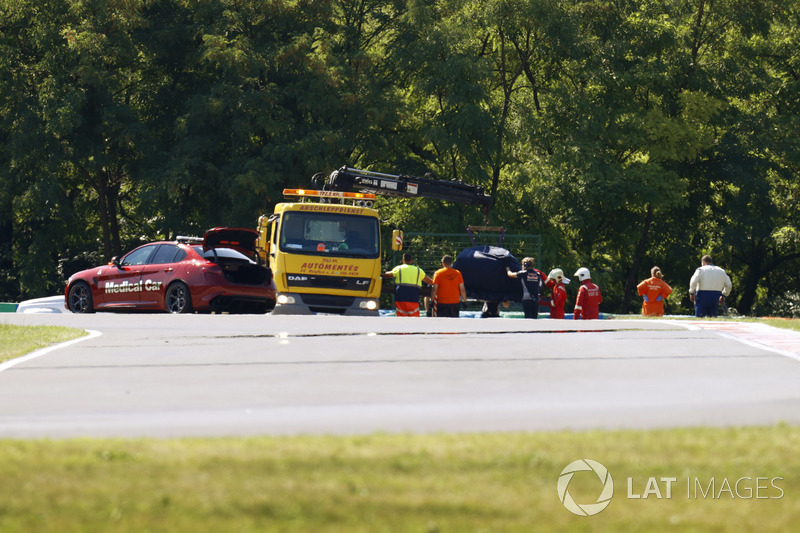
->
[67,281,95,313]
[165,282,193,314]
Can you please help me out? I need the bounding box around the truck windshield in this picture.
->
[279,212,380,258]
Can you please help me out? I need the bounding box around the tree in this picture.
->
[0,0,138,296]
[1,0,799,315]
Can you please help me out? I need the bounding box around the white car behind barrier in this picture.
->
[15,296,67,314]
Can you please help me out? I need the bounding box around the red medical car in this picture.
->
[65,228,276,314]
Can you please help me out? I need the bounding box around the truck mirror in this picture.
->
[391,229,403,251]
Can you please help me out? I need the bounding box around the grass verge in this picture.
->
[687,316,800,333]
[0,426,797,532]
[612,315,800,332]
[0,324,86,364]
[752,317,800,332]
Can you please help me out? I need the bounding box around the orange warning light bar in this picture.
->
[282,189,377,200]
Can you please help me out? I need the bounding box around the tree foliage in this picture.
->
[1,0,798,316]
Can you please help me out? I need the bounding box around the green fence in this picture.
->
[387,229,542,275]
[380,229,542,316]
[379,230,542,316]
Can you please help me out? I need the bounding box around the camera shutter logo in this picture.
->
[557,459,614,516]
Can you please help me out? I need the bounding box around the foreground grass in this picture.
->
[0,427,798,532]
[0,324,86,363]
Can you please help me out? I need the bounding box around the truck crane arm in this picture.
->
[314,166,492,209]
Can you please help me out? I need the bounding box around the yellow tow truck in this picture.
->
[256,166,490,315]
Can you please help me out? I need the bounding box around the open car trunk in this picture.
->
[203,227,273,286]
[203,248,273,285]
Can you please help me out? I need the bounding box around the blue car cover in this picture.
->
[453,245,523,302]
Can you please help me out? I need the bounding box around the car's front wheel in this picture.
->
[165,282,193,314]
[67,281,94,313]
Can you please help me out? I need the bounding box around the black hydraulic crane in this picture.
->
[313,166,492,212]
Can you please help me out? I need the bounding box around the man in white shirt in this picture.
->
[689,255,733,317]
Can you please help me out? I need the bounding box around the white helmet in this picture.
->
[548,268,570,284]
[574,267,591,282]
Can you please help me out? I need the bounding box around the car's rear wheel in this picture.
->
[165,282,193,314]
[67,281,94,313]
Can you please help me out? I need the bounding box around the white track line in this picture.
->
[0,330,103,373]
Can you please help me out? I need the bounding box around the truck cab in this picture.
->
[256,189,383,315]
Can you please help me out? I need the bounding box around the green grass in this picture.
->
[612,314,800,332]
[689,316,800,333]
[0,324,87,364]
[0,427,798,532]
[754,317,800,332]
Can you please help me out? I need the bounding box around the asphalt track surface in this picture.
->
[1,313,800,439]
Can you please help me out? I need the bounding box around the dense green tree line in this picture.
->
[1,0,798,315]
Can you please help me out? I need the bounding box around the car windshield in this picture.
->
[279,212,379,258]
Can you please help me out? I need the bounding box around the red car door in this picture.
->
[94,244,156,309]
[137,244,187,308]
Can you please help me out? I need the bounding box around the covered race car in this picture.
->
[65,227,276,314]
[453,245,524,302]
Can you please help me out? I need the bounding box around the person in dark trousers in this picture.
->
[431,255,467,317]
[382,252,433,317]
[481,301,500,318]
[689,255,732,318]
[506,257,545,319]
